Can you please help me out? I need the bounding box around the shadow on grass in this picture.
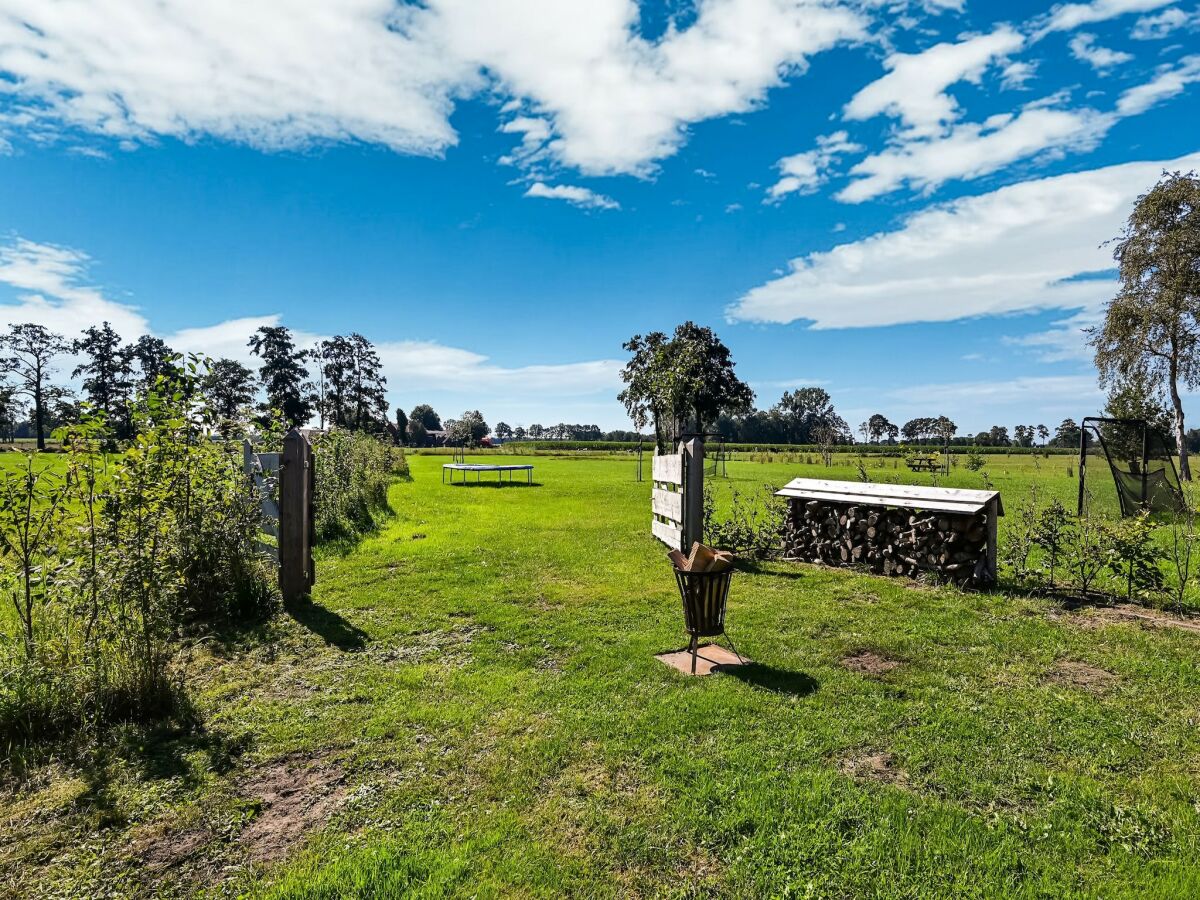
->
[722,663,819,697]
[286,596,370,651]
[735,559,807,580]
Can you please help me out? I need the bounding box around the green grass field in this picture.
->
[3,452,1200,898]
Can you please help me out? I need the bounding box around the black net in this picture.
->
[1080,418,1184,520]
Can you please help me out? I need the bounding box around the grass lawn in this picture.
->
[3,452,1200,898]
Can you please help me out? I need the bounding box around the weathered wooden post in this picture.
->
[279,428,315,602]
[682,436,705,550]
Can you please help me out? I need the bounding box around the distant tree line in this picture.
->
[0,321,393,447]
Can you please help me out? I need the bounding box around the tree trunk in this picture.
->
[33,370,44,452]
[1170,369,1191,480]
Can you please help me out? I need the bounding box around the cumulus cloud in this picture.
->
[766,131,862,202]
[0,234,622,403]
[1131,6,1195,38]
[728,152,1200,329]
[1116,54,1200,115]
[843,27,1025,137]
[523,182,620,210]
[1068,33,1134,70]
[837,56,1200,202]
[1034,0,1176,36]
[0,0,867,178]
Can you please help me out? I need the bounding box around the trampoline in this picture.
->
[442,463,534,486]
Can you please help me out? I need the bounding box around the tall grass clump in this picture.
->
[0,359,277,754]
[312,430,402,544]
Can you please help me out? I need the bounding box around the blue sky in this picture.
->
[0,0,1198,434]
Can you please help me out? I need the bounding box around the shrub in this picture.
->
[703,483,787,559]
[0,362,278,751]
[312,430,396,544]
[964,451,985,471]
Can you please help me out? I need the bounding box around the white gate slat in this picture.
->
[652,488,682,521]
[652,518,683,550]
[652,453,682,485]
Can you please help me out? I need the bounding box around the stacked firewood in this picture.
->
[780,499,989,585]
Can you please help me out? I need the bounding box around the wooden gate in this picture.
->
[245,428,315,601]
[651,437,704,551]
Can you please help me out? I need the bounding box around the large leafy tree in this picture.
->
[775,387,844,444]
[131,335,176,388]
[1091,171,1200,479]
[317,333,388,431]
[865,413,896,444]
[1053,418,1082,448]
[72,321,136,439]
[620,322,753,452]
[409,404,441,431]
[0,323,69,450]
[448,410,489,445]
[202,358,256,430]
[248,326,314,426]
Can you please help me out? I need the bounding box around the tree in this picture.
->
[528,423,544,439]
[514,425,527,440]
[0,323,69,450]
[317,333,387,431]
[1053,418,1082,448]
[1013,424,1034,448]
[866,413,895,444]
[495,422,513,440]
[394,408,408,445]
[619,322,753,452]
[1037,424,1050,447]
[775,387,841,444]
[131,335,176,388]
[72,321,136,440]
[406,418,428,446]
[409,404,441,431]
[934,416,957,445]
[448,410,488,445]
[202,358,256,430]
[1091,171,1200,480]
[988,425,1011,446]
[248,326,314,426]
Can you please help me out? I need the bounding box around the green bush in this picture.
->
[312,430,398,544]
[0,361,278,751]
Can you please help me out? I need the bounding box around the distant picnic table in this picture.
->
[442,463,534,485]
[906,456,941,472]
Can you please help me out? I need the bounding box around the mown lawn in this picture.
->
[2,452,1200,898]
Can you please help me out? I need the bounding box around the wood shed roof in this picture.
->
[775,477,1003,516]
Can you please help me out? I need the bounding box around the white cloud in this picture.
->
[766,131,862,202]
[844,28,1025,137]
[1001,60,1039,89]
[0,0,472,156]
[838,100,1111,202]
[1068,33,1134,70]
[375,342,622,397]
[1006,306,1106,362]
[0,0,867,178]
[523,182,619,210]
[838,55,1200,202]
[0,234,621,414]
[884,375,1103,422]
[729,151,1200,329]
[1116,54,1200,115]
[1035,0,1176,36]
[1131,6,1195,38]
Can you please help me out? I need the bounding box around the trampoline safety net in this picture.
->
[1079,417,1185,520]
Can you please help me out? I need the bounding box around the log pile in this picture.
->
[780,499,990,585]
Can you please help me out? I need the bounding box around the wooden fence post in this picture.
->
[279,428,314,602]
[682,436,705,550]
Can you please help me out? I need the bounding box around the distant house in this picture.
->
[423,429,449,447]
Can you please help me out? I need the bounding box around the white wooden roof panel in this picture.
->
[775,477,1003,516]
